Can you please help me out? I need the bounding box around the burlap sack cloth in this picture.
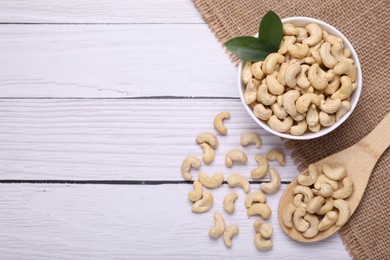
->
[193,0,390,258]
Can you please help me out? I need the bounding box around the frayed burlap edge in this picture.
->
[340,224,369,260]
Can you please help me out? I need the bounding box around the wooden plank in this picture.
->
[0,183,350,259]
[0,99,299,181]
[0,24,235,98]
[0,0,203,24]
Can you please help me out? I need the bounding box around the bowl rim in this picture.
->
[238,16,362,140]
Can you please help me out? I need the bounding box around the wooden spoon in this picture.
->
[278,113,390,242]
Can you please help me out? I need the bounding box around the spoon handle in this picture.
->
[360,113,390,159]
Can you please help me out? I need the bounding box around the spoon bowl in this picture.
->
[278,113,390,242]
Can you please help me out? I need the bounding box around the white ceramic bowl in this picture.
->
[238,17,362,140]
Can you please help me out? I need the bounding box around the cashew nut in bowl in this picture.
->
[181,156,201,180]
[336,100,351,121]
[290,120,308,136]
[288,43,309,59]
[227,174,250,193]
[196,132,219,149]
[283,23,299,36]
[266,150,286,166]
[247,203,272,219]
[283,90,300,117]
[268,115,293,133]
[293,185,314,203]
[223,225,239,248]
[284,62,302,88]
[209,212,225,238]
[333,199,350,226]
[240,132,262,148]
[291,112,306,122]
[245,191,267,208]
[253,103,273,121]
[296,93,321,114]
[331,75,353,100]
[293,194,307,208]
[296,27,307,42]
[251,155,269,179]
[214,112,231,135]
[308,63,331,90]
[271,103,287,120]
[200,143,215,164]
[223,192,239,214]
[324,74,341,95]
[320,42,338,69]
[262,53,285,74]
[303,214,320,238]
[322,163,346,180]
[317,197,334,215]
[298,164,318,186]
[225,149,248,167]
[293,207,309,232]
[319,111,336,127]
[320,98,341,114]
[282,203,296,228]
[245,78,260,104]
[277,63,288,85]
[302,23,323,46]
[266,73,285,95]
[198,173,224,189]
[332,177,353,199]
[314,174,339,190]
[306,196,326,214]
[318,211,338,231]
[260,168,281,194]
[242,61,252,85]
[308,123,321,133]
[188,180,203,202]
[251,61,264,79]
[306,104,319,127]
[192,191,214,213]
[257,83,276,106]
[253,221,273,239]
[334,61,357,82]
[278,36,296,55]
[323,31,343,46]
[296,64,311,89]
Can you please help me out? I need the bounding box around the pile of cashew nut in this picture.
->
[281,163,353,238]
[243,22,358,135]
[181,112,287,250]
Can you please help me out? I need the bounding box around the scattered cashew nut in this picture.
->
[198,173,224,189]
[251,155,269,179]
[223,192,239,214]
[181,156,201,180]
[227,174,250,193]
[240,132,262,148]
[254,233,273,251]
[196,132,219,149]
[253,221,273,239]
[209,212,225,238]
[213,112,231,135]
[192,191,214,213]
[225,149,248,167]
[260,168,281,194]
[245,191,267,208]
[200,143,215,164]
[266,150,286,166]
[223,225,239,248]
[188,180,203,202]
[247,203,272,219]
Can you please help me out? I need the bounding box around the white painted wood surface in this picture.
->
[0,0,351,258]
[0,184,349,259]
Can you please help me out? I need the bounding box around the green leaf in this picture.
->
[224,36,275,61]
[258,10,283,51]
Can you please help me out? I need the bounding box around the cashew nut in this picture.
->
[247,203,272,219]
[320,42,338,68]
[253,103,273,120]
[333,199,350,226]
[266,73,285,95]
[251,155,269,179]
[192,191,214,213]
[241,132,262,148]
[245,78,260,104]
[200,143,215,164]
[254,233,273,251]
[331,42,352,63]
[181,156,201,180]
[313,183,334,197]
[262,53,286,74]
[334,61,357,82]
[282,203,296,228]
[303,214,320,238]
[296,64,311,89]
[251,61,264,79]
[267,115,293,133]
[283,90,300,117]
[290,120,308,136]
[318,211,338,231]
[214,112,231,135]
[245,191,267,208]
[298,164,319,186]
[323,31,343,46]
[223,225,239,248]
[242,61,252,85]
[303,23,323,46]
[277,95,283,106]
[302,56,315,65]
[209,212,225,238]
[196,132,218,149]
[223,192,239,214]
[296,27,308,42]
[306,104,319,127]
[293,206,309,232]
[278,36,296,55]
[331,75,353,100]
[260,168,281,194]
[306,196,326,214]
[332,177,353,199]
[188,180,203,202]
[271,102,287,119]
[296,93,321,114]
[308,63,331,90]
[277,62,288,85]
[285,62,302,88]
[288,43,310,59]
[227,174,250,193]
[317,197,334,215]
[324,74,341,95]
[293,194,307,208]
[266,150,286,166]
[322,163,346,180]
[315,174,339,190]
[320,98,341,114]
[293,185,314,203]
[257,83,277,106]
[198,173,224,189]
[308,123,321,133]
[336,100,351,121]
[283,23,299,36]
[225,149,248,167]
[253,221,273,239]
[292,112,306,122]
[319,111,336,127]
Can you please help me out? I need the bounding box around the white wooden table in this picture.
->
[0,1,351,259]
